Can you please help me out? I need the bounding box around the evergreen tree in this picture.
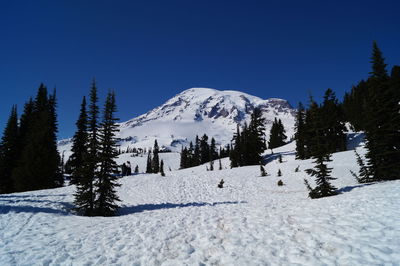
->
[277,169,282,177]
[260,164,267,176]
[321,88,347,153]
[75,81,99,216]
[193,135,201,166]
[350,151,374,183]
[364,42,399,181]
[295,102,307,159]
[0,106,19,193]
[160,160,165,176]
[200,134,210,164]
[69,97,89,185]
[209,137,218,161]
[219,159,222,170]
[246,107,266,165]
[304,154,337,199]
[134,165,139,174]
[230,125,242,168]
[152,140,160,173]
[95,92,120,216]
[146,151,153,173]
[268,118,286,150]
[12,84,62,192]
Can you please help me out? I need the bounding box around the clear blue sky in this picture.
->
[1,0,400,139]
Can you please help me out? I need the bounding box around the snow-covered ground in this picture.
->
[1,138,400,265]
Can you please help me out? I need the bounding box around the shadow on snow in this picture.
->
[337,183,374,193]
[119,201,246,215]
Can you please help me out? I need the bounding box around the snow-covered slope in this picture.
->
[1,138,399,265]
[59,88,296,156]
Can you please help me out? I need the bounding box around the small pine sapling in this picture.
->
[219,159,222,170]
[295,165,300,172]
[218,179,224,188]
[134,165,139,174]
[260,164,267,176]
[278,154,283,163]
[277,180,284,186]
[277,169,282,177]
[350,151,374,183]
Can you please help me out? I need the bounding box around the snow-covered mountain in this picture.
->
[59,88,296,156]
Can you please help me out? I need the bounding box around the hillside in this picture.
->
[1,136,399,265]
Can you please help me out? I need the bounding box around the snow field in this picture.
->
[1,140,400,265]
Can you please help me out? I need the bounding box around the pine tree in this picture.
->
[278,154,282,163]
[210,137,218,161]
[230,125,241,168]
[246,107,266,165]
[350,151,374,183]
[95,92,120,216]
[75,81,99,216]
[193,135,201,166]
[364,42,398,181]
[277,169,282,177]
[200,134,210,164]
[69,97,88,185]
[295,102,307,159]
[268,118,286,150]
[0,106,19,193]
[321,88,347,153]
[146,151,153,173]
[12,84,62,192]
[152,140,160,173]
[160,160,165,176]
[219,159,222,170]
[134,165,139,174]
[304,154,337,198]
[260,164,267,176]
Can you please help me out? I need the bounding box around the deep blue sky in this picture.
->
[1,0,400,139]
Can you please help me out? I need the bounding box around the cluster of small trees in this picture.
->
[179,134,220,169]
[345,42,400,182]
[301,41,400,198]
[146,140,165,176]
[295,89,347,161]
[230,108,267,167]
[0,84,63,194]
[69,81,121,216]
[268,118,287,150]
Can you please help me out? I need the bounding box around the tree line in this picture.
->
[0,84,63,194]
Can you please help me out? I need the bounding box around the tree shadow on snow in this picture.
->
[337,183,374,193]
[262,151,296,164]
[0,202,73,215]
[119,201,246,215]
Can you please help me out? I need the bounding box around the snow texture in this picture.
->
[1,138,399,265]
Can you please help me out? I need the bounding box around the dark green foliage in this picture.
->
[277,169,282,177]
[160,160,165,176]
[12,84,62,192]
[363,42,400,181]
[200,134,210,164]
[350,151,374,183]
[134,165,139,174]
[210,137,218,161]
[74,81,99,216]
[295,102,307,159]
[230,108,266,167]
[218,179,224,188]
[94,92,120,216]
[268,118,286,150]
[343,80,369,131]
[146,151,152,173]
[278,154,282,163]
[321,89,347,153]
[260,165,267,176]
[277,180,284,186]
[0,106,19,193]
[219,159,222,170]
[305,154,337,199]
[69,97,89,185]
[295,165,300,172]
[152,140,160,173]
